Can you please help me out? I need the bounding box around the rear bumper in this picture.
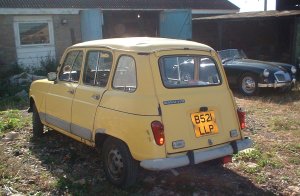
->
[258,78,296,88]
[140,137,252,171]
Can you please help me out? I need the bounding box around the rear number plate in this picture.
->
[191,111,219,137]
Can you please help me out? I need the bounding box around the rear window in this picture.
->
[159,56,221,88]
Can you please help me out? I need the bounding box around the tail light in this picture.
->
[237,107,246,129]
[151,121,165,146]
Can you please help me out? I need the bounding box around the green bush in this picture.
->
[32,56,58,76]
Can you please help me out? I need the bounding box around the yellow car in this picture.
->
[28,37,252,187]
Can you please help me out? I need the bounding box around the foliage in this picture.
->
[0,96,28,111]
[0,110,30,134]
[32,56,58,76]
[0,63,25,80]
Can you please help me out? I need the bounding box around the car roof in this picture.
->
[71,37,213,53]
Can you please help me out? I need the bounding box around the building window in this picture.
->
[18,22,50,45]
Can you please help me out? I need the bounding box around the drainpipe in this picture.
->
[264,0,268,11]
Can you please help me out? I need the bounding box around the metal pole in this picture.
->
[264,0,268,11]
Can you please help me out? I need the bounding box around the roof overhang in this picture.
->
[0,8,239,15]
[0,8,81,15]
[193,10,300,21]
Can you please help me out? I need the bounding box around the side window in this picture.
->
[58,50,83,82]
[83,50,113,87]
[113,56,137,92]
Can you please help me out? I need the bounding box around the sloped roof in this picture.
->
[0,0,239,10]
[193,10,300,21]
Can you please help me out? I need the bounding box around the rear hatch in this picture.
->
[151,51,242,154]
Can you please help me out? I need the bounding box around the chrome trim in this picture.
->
[42,113,93,141]
[71,123,92,140]
[39,112,46,122]
[258,78,296,88]
[45,113,70,132]
[140,138,252,171]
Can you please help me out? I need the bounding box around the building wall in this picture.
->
[0,15,17,67]
[193,17,296,64]
[52,14,82,63]
[0,14,82,70]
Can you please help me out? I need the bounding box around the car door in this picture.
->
[71,49,113,140]
[45,50,83,132]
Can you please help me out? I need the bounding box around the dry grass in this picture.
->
[232,88,300,194]
[0,88,300,195]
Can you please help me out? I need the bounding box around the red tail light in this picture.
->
[237,108,246,129]
[151,121,165,146]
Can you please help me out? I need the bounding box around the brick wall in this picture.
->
[53,15,82,63]
[0,14,82,69]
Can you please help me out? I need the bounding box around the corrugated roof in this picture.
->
[193,10,300,21]
[0,0,239,10]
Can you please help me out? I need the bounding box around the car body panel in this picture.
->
[218,49,296,90]
[150,50,243,154]
[29,38,251,166]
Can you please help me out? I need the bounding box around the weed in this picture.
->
[288,157,300,165]
[271,117,298,131]
[235,147,284,170]
[0,110,31,134]
[255,173,268,184]
[54,177,88,195]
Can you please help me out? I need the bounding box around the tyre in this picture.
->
[32,103,44,137]
[239,73,259,96]
[102,137,138,188]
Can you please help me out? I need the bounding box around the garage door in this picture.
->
[160,10,192,40]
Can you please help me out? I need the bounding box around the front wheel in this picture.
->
[102,137,138,188]
[32,103,44,137]
[239,73,259,96]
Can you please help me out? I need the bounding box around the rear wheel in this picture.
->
[239,73,259,96]
[102,137,138,188]
[32,103,44,137]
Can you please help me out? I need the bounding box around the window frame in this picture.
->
[82,50,113,88]
[158,55,223,89]
[58,50,84,83]
[13,16,54,48]
[112,55,138,93]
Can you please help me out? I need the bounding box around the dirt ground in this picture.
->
[1,89,300,196]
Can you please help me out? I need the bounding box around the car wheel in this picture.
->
[32,103,44,137]
[239,73,258,96]
[102,137,138,188]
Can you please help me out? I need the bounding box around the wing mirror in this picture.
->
[47,72,57,81]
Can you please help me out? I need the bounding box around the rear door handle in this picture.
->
[67,89,75,94]
[91,94,100,100]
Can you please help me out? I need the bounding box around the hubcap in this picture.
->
[242,76,256,94]
[107,148,124,181]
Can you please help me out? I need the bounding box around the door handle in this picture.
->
[91,94,100,100]
[67,89,75,94]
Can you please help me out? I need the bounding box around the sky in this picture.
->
[228,0,276,12]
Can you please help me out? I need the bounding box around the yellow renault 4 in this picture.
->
[28,37,252,187]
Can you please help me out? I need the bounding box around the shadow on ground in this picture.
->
[29,131,273,196]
